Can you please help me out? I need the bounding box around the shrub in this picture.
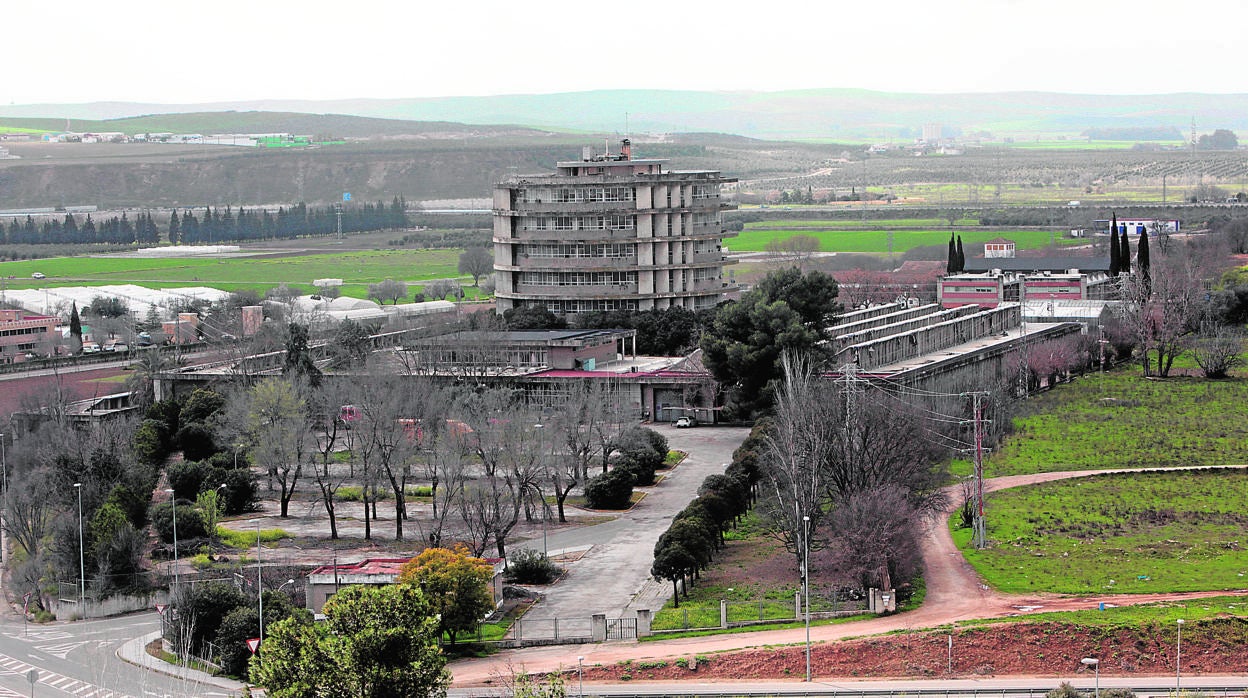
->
[176,422,217,462]
[584,468,635,510]
[152,500,210,544]
[504,549,561,584]
[211,466,260,515]
[166,460,211,500]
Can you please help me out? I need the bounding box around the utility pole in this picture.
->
[967,392,991,549]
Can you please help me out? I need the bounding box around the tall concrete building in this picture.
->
[492,140,737,315]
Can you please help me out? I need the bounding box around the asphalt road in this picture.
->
[0,611,234,697]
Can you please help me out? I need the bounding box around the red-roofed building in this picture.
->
[304,556,505,614]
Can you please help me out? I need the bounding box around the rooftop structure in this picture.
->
[0,309,58,363]
[492,139,738,316]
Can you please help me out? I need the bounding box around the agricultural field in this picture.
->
[982,369,1248,477]
[957,469,1248,594]
[741,217,980,229]
[732,225,1080,254]
[0,248,477,299]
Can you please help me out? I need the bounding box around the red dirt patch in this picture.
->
[563,620,1247,682]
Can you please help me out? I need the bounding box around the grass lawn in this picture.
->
[961,595,1248,630]
[744,218,979,229]
[0,248,476,299]
[957,469,1248,594]
[732,227,1078,254]
[982,369,1248,477]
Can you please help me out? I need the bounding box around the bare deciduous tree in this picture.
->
[1190,324,1245,379]
[765,234,820,271]
[823,484,923,592]
[1116,259,1203,377]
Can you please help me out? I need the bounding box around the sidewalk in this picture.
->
[117,631,258,697]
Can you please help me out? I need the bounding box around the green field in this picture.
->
[732,226,1078,254]
[743,218,979,229]
[0,248,476,299]
[957,469,1248,594]
[981,370,1248,477]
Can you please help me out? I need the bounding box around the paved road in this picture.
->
[512,425,751,637]
[0,611,239,697]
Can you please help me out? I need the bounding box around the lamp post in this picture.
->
[74,483,84,610]
[1081,657,1099,698]
[1176,618,1184,693]
[278,578,295,594]
[165,489,179,596]
[252,518,264,666]
[1,430,7,566]
[576,655,584,698]
[803,514,811,683]
[534,424,549,556]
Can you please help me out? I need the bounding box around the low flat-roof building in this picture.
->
[0,309,59,362]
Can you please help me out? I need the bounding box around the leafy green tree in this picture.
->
[168,581,248,656]
[180,388,225,424]
[152,499,209,543]
[650,544,698,606]
[253,584,449,698]
[398,546,494,645]
[700,268,840,416]
[583,467,635,509]
[457,246,494,287]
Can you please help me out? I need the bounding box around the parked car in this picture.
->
[81,342,100,354]
[31,272,45,279]
[106,342,129,352]
[675,416,697,428]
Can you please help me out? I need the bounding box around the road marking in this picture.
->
[0,652,130,698]
[37,641,89,659]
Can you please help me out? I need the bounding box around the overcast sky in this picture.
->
[4,0,1243,105]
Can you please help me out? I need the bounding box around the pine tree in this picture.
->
[947,234,957,273]
[168,210,180,244]
[1137,229,1151,290]
[1108,227,1120,275]
[956,235,965,272]
[1120,226,1131,274]
[1123,217,1133,272]
[69,302,82,345]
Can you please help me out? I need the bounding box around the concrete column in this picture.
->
[591,613,606,642]
[719,598,727,628]
[636,609,652,637]
[795,591,802,620]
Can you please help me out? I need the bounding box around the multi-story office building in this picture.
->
[492,140,737,315]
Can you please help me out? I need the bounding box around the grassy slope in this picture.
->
[958,469,1248,594]
[984,370,1248,477]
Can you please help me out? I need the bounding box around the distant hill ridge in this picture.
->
[0,111,547,139]
[2,88,1247,140]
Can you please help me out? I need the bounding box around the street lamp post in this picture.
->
[1081,657,1099,698]
[576,655,584,698]
[803,514,811,683]
[1176,618,1184,693]
[1,430,7,566]
[253,518,263,666]
[74,483,85,610]
[165,489,179,595]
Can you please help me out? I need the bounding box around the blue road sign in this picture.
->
[343,192,352,202]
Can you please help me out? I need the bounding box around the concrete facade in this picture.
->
[492,139,737,315]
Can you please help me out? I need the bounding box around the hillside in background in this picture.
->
[0,111,548,139]
[3,89,1248,140]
